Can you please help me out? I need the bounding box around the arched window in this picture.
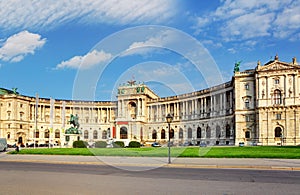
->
[84,130,88,139]
[35,130,39,138]
[245,131,250,138]
[55,129,60,138]
[274,127,282,138]
[226,124,230,138]
[179,128,183,139]
[45,129,49,138]
[206,126,211,138]
[170,129,174,139]
[216,125,221,138]
[7,132,10,139]
[120,127,128,139]
[93,130,98,139]
[197,127,201,139]
[161,129,166,139]
[152,130,157,139]
[102,130,107,139]
[188,128,192,139]
[274,90,282,104]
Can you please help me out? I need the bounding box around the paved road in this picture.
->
[1,161,300,194]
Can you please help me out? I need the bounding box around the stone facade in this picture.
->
[1,55,300,147]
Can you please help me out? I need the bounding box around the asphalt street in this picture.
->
[1,161,300,194]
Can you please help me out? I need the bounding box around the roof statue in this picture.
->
[65,114,81,134]
[233,61,242,73]
[12,88,19,95]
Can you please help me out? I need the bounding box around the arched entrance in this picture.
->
[120,126,128,139]
[274,127,282,138]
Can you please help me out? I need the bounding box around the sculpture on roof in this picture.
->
[233,61,242,73]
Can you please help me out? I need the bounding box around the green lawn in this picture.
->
[8,146,300,159]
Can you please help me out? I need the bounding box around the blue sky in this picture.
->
[0,0,299,101]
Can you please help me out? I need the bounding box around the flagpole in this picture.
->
[34,93,39,149]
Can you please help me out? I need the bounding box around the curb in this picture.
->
[1,158,300,171]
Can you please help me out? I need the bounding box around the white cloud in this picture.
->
[121,30,177,57]
[0,0,177,31]
[0,31,46,62]
[193,0,300,41]
[56,50,113,69]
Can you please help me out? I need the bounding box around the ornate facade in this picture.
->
[1,55,300,147]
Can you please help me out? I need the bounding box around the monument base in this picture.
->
[64,134,81,148]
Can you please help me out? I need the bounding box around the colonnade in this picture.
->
[147,91,233,122]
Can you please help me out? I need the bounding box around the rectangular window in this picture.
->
[276,113,281,120]
[245,84,249,90]
[245,115,250,122]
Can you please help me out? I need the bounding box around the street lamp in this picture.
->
[166,113,173,164]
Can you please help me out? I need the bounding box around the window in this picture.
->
[216,126,221,138]
[161,129,166,139]
[245,99,250,108]
[274,79,280,84]
[226,125,231,138]
[206,126,211,138]
[245,83,249,90]
[102,130,107,139]
[179,128,183,139]
[188,128,192,139]
[20,103,23,108]
[120,127,128,139]
[274,90,282,104]
[7,132,10,139]
[20,112,23,121]
[7,111,11,120]
[276,113,281,120]
[197,127,201,139]
[45,130,49,138]
[152,130,157,139]
[93,130,98,139]
[84,130,89,139]
[245,115,250,122]
[245,131,250,138]
[55,130,60,138]
[20,125,22,129]
[170,129,174,139]
[274,127,282,138]
[35,130,39,138]
[8,124,10,129]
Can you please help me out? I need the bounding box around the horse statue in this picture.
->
[69,114,80,129]
[65,114,80,134]
[234,61,242,73]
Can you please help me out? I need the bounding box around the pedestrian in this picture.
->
[15,144,19,152]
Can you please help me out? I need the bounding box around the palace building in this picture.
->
[1,55,300,147]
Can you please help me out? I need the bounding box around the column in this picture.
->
[220,93,223,115]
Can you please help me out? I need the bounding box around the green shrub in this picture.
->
[95,141,107,148]
[73,140,87,148]
[128,141,141,148]
[113,141,125,148]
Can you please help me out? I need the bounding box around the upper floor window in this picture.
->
[274,79,280,85]
[245,115,250,122]
[244,99,250,109]
[244,83,249,90]
[274,90,282,104]
[276,113,281,120]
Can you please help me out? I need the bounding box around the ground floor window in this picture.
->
[120,127,128,139]
[245,131,250,139]
[152,130,157,139]
[275,127,282,138]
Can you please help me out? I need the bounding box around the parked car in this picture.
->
[239,142,245,147]
[199,141,207,147]
[151,142,161,147]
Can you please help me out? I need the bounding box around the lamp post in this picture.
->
[166,113,173,164]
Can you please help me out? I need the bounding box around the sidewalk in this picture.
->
[1,152,300,171]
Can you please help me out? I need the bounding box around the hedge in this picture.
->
[113,141,125,148]
[73,140,87,148]
[95,141,107,148]
[128,141,141,148]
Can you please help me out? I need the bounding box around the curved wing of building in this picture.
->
[1,55,299,147]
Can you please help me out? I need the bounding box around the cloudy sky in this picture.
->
[0,0,299,100]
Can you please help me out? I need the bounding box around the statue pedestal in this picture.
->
[64,134,81,148]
